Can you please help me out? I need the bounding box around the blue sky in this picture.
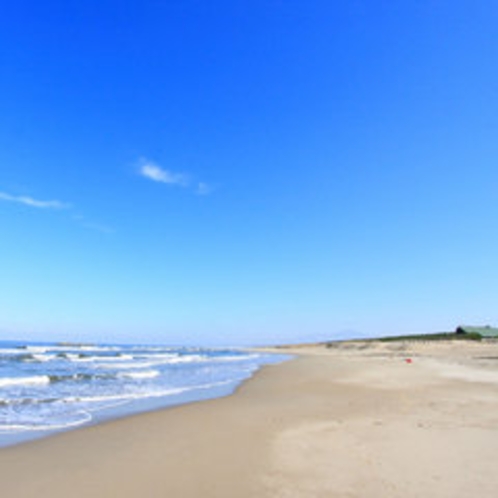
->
[1,1,497,345]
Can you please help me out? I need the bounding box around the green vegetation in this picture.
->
[375,332,482,342]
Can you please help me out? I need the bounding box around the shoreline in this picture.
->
[0,345,289,449]
[1,340,498,497]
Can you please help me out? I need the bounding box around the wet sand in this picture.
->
[1,339,497,497]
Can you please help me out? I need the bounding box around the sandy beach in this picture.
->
[1,339,498,497]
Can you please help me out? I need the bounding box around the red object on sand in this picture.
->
[405,358,413,364]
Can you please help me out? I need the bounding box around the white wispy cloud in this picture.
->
[72,214,115,235]
[0,192,69,209]
[139,161,189,187]
[1,189,115,235]
[138,158,214,195]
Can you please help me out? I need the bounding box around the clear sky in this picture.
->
[1,1,497,345]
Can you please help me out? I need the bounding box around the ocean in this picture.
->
[0,340,288,447]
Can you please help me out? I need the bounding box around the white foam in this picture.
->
[0,411,92,432]
[77,346,121,352]
[25,346,51,354]
[166,354,206,364]
[65,393,133,404]
[68,354,134,363]
[0,348,27,355]
[120,370,160,380]
[64,386,188,405]
[138,353,177,360]
[213,354,257,362]
[0,376,51,388]
[30,354,52,362]
[97,360,156,370]
[162,354,255,365]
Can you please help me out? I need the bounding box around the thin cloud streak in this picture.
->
[138,158,214,195]
[1,190,114,234]
[72,214,115,235]
[139,161,189,187]
[0,192,69,209]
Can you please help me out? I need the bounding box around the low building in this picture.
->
[456,326,498,338]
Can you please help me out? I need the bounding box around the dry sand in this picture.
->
[1,339,498,497]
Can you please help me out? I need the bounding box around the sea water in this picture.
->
[0,340,288,447]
